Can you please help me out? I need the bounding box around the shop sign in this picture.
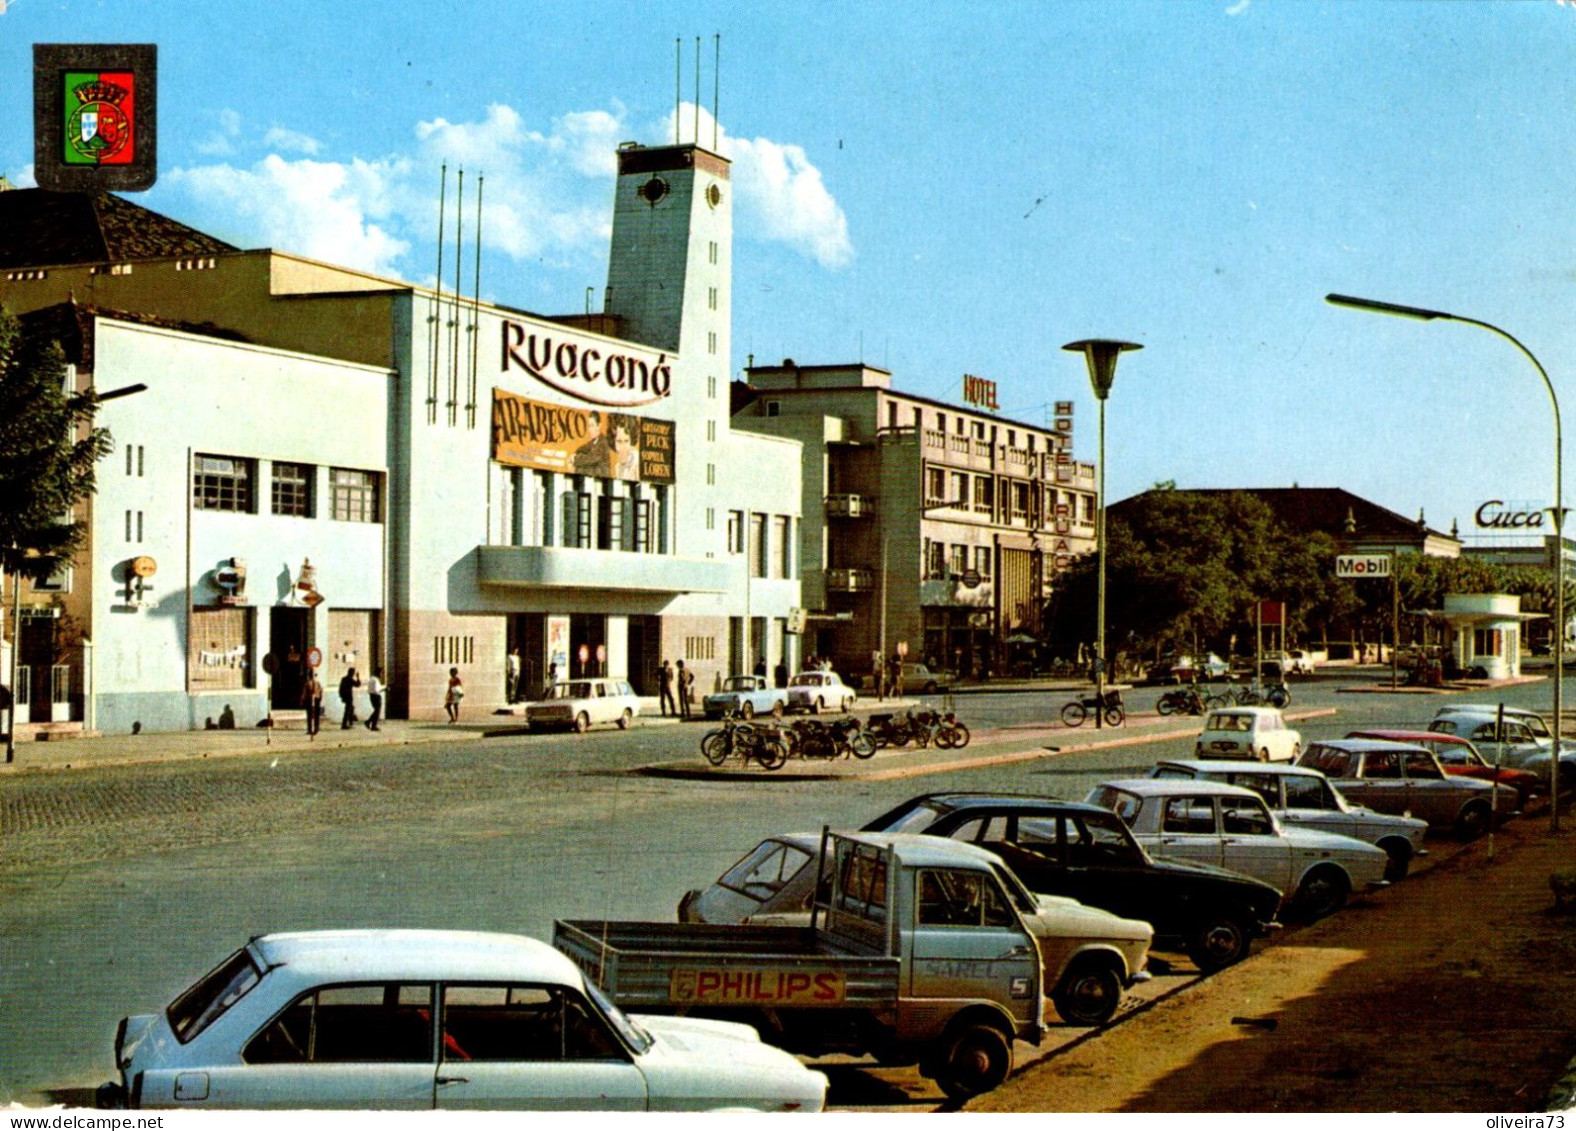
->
[962,373,999,411]
[501,319,672,407]
[214,558,248,606]
[1475,500,1546,530]
[492,388,675,484]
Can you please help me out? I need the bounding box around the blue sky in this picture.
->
[4,0,1575,541]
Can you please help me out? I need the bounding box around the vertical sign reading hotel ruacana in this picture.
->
[34,44,158,191]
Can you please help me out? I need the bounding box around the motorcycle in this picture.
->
[931,710,971,749]
[1157,684,1211,716]
[867,710,919,749]
[700,711,788,770]
[786,717,875,760]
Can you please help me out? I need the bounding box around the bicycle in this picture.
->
[1061,689,1125,728]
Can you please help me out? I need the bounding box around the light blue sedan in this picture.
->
[702,674,787,720]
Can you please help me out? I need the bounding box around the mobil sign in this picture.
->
[1336,554,1391,578]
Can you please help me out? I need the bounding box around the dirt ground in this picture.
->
[970,815,1576,1113]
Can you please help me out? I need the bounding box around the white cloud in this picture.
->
[168,154,410,274]
[660,103,854,270]
[1225,0,1251,13]
[5,163,37,188]
[194,108,243,156]
[263,126,321,155]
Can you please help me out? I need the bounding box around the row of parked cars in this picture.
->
[97,701,1574,1111]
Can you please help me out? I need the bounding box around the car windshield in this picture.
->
[582,975,651,1054]
[791,674,821,687]
[1085,786,1143,827]
[166,947,263,1044]
[870,799,950,834]
[1284,774,1346,811]
[717,839,815,902]
[722,677,756,692]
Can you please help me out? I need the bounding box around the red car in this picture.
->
[1345,729,1540,809]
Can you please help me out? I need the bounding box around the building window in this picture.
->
[193,454,255,512]
[598,496,628,551]
[684,635,716,661]
[887,403,898,429]
[727,510,744,554]
[925,467,946,504]
[708,240,718,265]
[707,376,717,399]
[707,463,716,486]
[330,468,381,523]
[766,400,781,417]
[974,476,994,513]
[707,331,717,354]
[188,606,253,690]
[774,515,792,579]
[634,498,652,553]
[1082,494,1095,523]
[705,506,715,531]
[950,471,968,506]
[1013,481,1031,520]
[706,420,716,442]
[925,540,947,580]
[975,546,992,578]
[124,444,144,476]
[272,462,314,517]
[33,562,72,593]
[950,544,968,578]
[707,286,718,310]
[751,513,768,578]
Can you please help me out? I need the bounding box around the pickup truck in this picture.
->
[557,831,1130,1099]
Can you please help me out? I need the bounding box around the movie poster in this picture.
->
[491,388,674,484]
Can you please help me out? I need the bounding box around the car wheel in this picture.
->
[1258,747,1271,762]
[771,701,785,719]
[933,1023,1012,1100]
[701,731,730,767]
[1186,914,1251,973]
[1378,838,1412,882]
[812,697,824,715]
[1052,959,1124,1027]
[1456,800,1491,841]
[617,707,632,730]
[574,711,591,734]
[1294,866,1350,921]
[923,681,938,695]
[739,701,754,720]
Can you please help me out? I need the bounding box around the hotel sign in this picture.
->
[501,319,672,407]
[962,373,999,411]
[492,388,675,484]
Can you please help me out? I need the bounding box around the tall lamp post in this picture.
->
[1063,340,1142,729]
[1326,293,1563,832]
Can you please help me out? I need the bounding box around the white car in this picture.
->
[1269,650,1317,675]
[99,930,826,1111]
[1085,778,1391,920]
[526,678,639,733]
[1194,706,1302,762]
[1149,760,1429,881]
[786,670,857,714]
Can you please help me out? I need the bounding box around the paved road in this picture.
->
[0,672,1562,1107]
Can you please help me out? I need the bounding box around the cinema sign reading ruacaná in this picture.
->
[501,319,672,407]
[492,389,675,485]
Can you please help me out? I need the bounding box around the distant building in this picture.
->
[735,363,1097,679]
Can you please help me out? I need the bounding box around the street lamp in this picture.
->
[1326,293,1564,831]
[1063,339,1142,729]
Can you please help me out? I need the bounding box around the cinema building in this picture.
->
[734,364,1098,679]
[0,142,802,732]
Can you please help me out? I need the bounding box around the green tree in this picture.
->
[0,307,113,585]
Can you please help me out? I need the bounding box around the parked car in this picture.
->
[1427,706,1576,793]
[1298,738,1519,838]
[1085,778,1392,921]
[786,670,857,714]
[526,678,639,733]
[894,661,951,695]
[1194,706,1302,762]
[98,929,827,1112]
[1345,728,1542,809]
[1148,760,1428,881]
[1151,653,1230,684]
[862,793,1285,972]
[679,796,1284,973]
[679,830,1152,1027]
[701,674,787,720]
[1284,650,1319,674]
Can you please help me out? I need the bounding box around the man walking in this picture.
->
[365,670,384,731]
[339,668,361,729]
[658,659,677,717]
[302,671,324,738]
[676,660,693,720]
[506,647,521,703]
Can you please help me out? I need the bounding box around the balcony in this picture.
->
[825,493,874,518]
[476,545,731,594]
[825,567,876,593]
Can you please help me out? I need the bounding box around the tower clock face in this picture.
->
[639,176,669,206]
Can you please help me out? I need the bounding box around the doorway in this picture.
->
[269,607,310,710]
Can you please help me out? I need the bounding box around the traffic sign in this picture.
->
[960,569,982,589]
[1336,554,1391,578]
[306,647,322,669]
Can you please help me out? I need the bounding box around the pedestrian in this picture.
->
[658,659,677,717]
[445,666,464,723]
[677,660,694,719]
[365,669,384,731]
[542,661,559,700]
[506,647,521,703]
[753,656,767,680]
[301,671,324,738]
[873,649,885,700]
[774,660,789,689]
[339,667,361,729]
